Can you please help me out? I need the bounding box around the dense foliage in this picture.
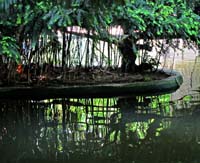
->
[0,0,199,80]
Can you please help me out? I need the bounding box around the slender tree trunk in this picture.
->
[7,60,16,84]
[91,36,95,67]
[0,55,3,65]
[66,32,72,68]
[85,31,90,67]
[108,42,111,67]
[62,30,66,71]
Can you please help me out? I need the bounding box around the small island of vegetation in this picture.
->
[0,0,199,97]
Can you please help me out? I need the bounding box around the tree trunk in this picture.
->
[62,30,66,70]
[7,60,16,84]
[118,35,137,73]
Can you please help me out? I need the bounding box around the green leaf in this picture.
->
[16,14,21,25]
[0,36,20,62]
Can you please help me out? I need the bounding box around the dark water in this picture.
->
[1,55,200,163]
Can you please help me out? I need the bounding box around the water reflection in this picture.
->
[1,95,200,163]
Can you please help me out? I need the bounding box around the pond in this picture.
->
[1,53,200,163]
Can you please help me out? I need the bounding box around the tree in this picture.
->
[0,0,200,74]
[111,0,200,71]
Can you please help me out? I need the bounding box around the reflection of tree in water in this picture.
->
[0,96,200,163]
[0,98,119,162]
[115,96,200,163]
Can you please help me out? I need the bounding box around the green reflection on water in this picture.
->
[0,95,200,163]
